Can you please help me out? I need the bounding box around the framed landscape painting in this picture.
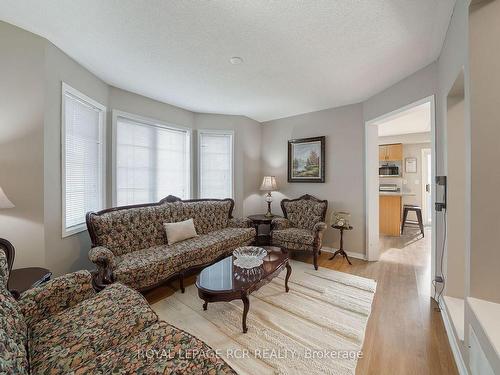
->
[288,136,325,182]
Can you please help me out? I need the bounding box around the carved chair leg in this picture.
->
[285,262,292,293]
[179,273,185,293]
[241,293,250,333]
[313,249,319,270]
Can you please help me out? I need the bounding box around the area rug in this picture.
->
[152,260,376,375]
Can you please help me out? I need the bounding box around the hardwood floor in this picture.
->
[145,227,458,375]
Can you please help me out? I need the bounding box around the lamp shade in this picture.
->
[260,176,278,191]
[0,187,14,209]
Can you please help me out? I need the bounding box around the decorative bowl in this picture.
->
[234,257,263,269]
[233,246,267,259]
[234,266,263,281]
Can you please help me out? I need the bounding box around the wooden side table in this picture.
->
[247,214,282,246]
[8,267,52,298]
[1,238,52,298]
[329,225,353,265]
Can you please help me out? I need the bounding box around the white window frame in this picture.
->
[61,82,106,237]
[111,110,193,206]
[197,129,235,199]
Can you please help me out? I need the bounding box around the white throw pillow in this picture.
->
[164,219,198,245]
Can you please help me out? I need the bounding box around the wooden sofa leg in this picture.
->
[179,273,185,293]
[313,250,319,270]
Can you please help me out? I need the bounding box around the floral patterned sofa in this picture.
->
[86,195,255,291]
[271,194,328,270]
[0,252,235,374]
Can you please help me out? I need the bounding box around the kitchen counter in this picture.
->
[379,195,402,236]
[379,192,416,196]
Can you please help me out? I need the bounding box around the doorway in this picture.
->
[365,96,436,281]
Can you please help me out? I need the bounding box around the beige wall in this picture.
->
[445,95,466,299]
[436,0,471,363]
[0,22,46,269]
[261,104,366,256]
[108,87,194,128]
[43,43,110,276]
[363,63,437,123]
[469,0,500,303]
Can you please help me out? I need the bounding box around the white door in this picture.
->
[422,148,432,225]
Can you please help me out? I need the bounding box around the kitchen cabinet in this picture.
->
[379,195,402,236]
[379,143,403,161]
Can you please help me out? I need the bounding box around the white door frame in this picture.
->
[365,95,436,276]
[421,148,432,226]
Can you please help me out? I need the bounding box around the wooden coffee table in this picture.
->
[196,246,291,333]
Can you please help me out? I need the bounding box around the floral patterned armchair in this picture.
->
[0,251,235,374]
[271,194,328,270]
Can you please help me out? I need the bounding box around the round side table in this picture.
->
[247,214,282,246]
[329,225,353,265]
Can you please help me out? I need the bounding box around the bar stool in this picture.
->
[401,204,424,237]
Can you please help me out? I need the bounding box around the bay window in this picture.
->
[113,112,191,206]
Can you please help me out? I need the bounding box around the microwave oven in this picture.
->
[379,164,400,176]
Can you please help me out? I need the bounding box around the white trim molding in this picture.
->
[364,95,436,278]
[61,82,106,238]
[441,302,469,375]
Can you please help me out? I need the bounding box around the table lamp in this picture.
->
[0,187,14,209]
[260,176,278,217]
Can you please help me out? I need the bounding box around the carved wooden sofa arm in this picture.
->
[17,270,96,326]
[313,221,328,249]
[88,246,115,290]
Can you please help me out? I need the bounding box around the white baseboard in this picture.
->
[440,299,469,375]
[320,246,366,260]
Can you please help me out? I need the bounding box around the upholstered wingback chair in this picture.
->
[271,194,328,270]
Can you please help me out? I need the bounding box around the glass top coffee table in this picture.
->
[196,246,291,333]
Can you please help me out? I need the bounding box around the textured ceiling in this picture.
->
[377,102,431,136]
[0,0,455,122]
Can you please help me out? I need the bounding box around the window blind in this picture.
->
[63,87,105,236]
[115,116,191,206]
[199,131,233,199]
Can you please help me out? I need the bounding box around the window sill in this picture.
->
[62,224,87,238]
